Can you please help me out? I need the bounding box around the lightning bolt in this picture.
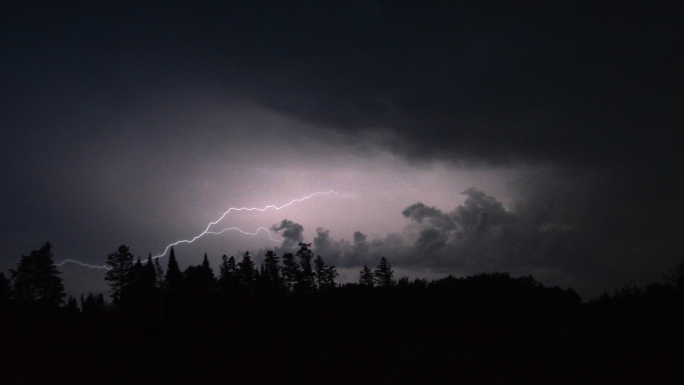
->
[152,190,347,259]
[55,259,112,270]
[56,190,350,270]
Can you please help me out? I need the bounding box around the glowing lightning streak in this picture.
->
[55,227,280,270]
[56,259,112,270]
[152,190,348,260]
[56,190,349,270]
[166,226,282,252]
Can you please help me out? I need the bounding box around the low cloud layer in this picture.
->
[267,181,681,299]
[310,188,545,270]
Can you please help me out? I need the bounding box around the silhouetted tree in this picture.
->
[666,257,684,292]
[314,255,338,290]
[262,250,283,293]
[281,252,300,293]
[10,242,65,306]
[253,268,263,293]
[202,253,214,277]
[295,243,315,294]
[359,265,374,287]
[323,265,338,289]
[374,257,394,287]
[164,247,184,295]
[141,254,158,292]
[237,252,256,289]
[104,245,135,303]
[65,295,79,313]
[314,255,327,289]
[127,254,159,314]
[152,257,165,324]
[184,254,216,295]
[126,257,144,301]
[0,271,11,305]
[218,255,238,295]
[131,257,143,281]
[81,292,105,315]
[412,278,428,290]
[154,258,164,288]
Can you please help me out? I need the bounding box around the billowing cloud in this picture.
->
[302,186,667,299]
[270,219,304,250]
[402,203,454,230]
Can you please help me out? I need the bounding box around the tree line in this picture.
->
[0,241,398,313]
[3,241,684,314]
[3,242,684,382]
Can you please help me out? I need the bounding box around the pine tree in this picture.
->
[218,255,238,295]
[254,268,263,294]
[164,247,184,295]
[314,255,326,290]
[128,254,158,312]
[142,254,158,292]
[359,265,375,287]
[262,250,283,293]
[202,253,214,277]
[131,257,143,279]
[154,258,164,289]
[65,296,79,313]
[104,245,135,303]
[324,265,339,290]
[80,294,89,311]
[237,251,256,288]
[11,242,65,306]
[281,252,300,293]
[374,257,394,287]
[126,257,143,302]
[152,256,165,325]
[81,292,105,315]
[184,253,216,295]
[315,255,338,291]
[0,272,10,305]
[295,243,315,294]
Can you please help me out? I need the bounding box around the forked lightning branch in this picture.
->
[56,190,349,270]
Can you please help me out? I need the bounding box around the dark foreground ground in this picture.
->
[2,282,684,384]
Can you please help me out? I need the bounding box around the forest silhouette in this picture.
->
[1,242,683,384]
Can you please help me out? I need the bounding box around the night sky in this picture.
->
[1,1,682,300]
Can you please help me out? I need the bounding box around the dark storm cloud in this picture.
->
[309,184,684,297]
[313,227,367,267]
[402,188,513,242]
[270,219,304,250]
[2,1,681,170]
[211,2,682,167]
[311,225,403,268]
[414,228,446,255]
[255,219,307,263]
[3,1,681,166]
[352,231,367,245]
[1,1,683,298]
[401,203,454,229]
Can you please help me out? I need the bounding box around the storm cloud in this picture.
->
[1,2,682,300]
[306,184,681,298]
[270,219,304,250]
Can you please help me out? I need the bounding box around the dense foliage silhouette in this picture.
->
[1,243,683,384]
[104,245,135,303]
[8,242,65,307]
